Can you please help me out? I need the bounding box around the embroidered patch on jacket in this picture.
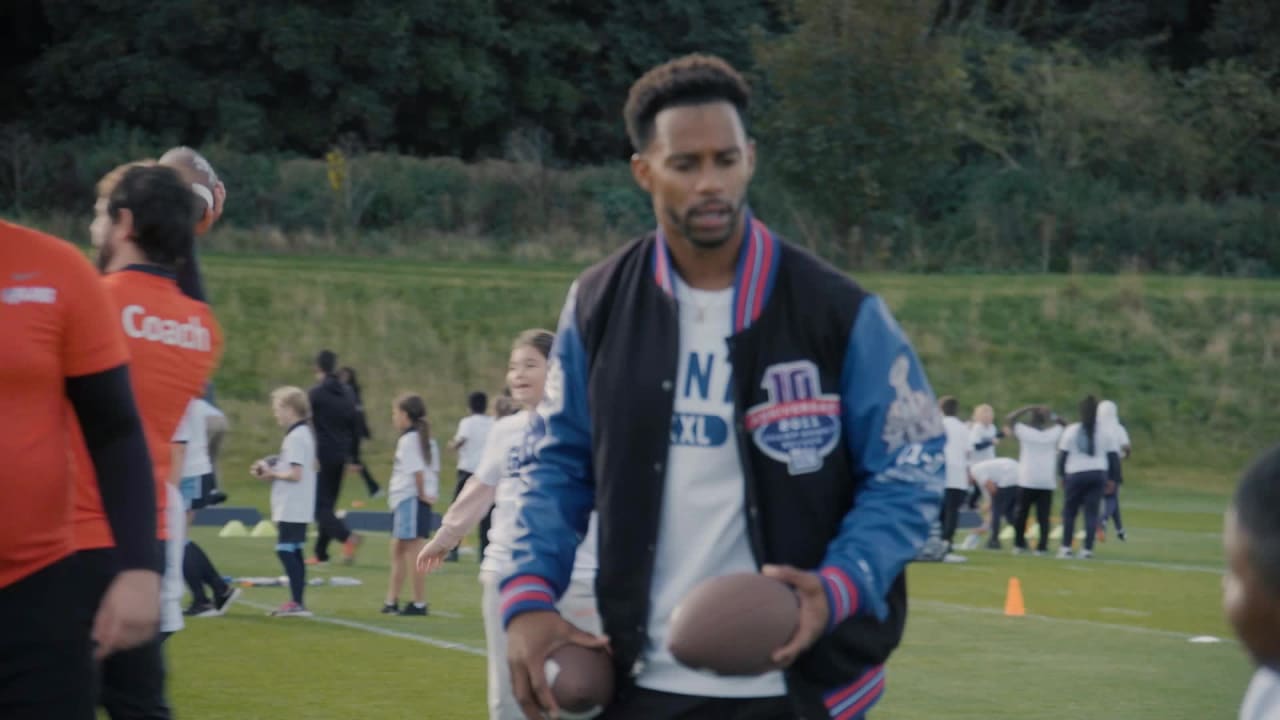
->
[745,360,842,475]
[880,354,943,452]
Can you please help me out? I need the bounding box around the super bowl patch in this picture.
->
[745,360,842,475]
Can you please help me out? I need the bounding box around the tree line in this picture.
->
[1,0,1276,274]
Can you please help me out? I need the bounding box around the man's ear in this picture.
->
[112,207,135,244]
[630,152,653,194]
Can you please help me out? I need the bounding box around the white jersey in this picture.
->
[1014,423,1064,490]
[942,416,971,490]
[638,278,786,698]
[970,457,1019,488]
[271,423,316,524]
[173,399,212,477]
[477,411,597,581]
[160,483,186,634]
[1058,423,1119,475]
[968,422,998,464]
[453,414,495,474]
[388,430,439,508]
[1241,666,1280,720]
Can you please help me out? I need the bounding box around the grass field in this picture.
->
[159,253,1276,718]
[169,482,1246,719]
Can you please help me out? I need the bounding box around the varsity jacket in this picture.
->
[500,214,946,719]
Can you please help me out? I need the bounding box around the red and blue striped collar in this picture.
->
[651,211,781,333]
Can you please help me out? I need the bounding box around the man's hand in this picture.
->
[93,569,161,660]
[508,610,610,720]
[762,564,829,668]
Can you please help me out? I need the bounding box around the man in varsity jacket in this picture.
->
[500,55,946,720]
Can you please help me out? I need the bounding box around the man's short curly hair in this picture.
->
[624,54,751,152]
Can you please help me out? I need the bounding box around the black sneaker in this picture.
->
[1117,529,1127,542]
[381,602,399,614]
[210,587,242,616]
[399,603,428,617]
[184,601,215,617]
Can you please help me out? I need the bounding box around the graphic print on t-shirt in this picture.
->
[670,351,732,449]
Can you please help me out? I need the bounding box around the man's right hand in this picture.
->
[507,610,610,720]
[93,569,161,660]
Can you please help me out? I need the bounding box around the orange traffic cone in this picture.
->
[1004,577,1026,617]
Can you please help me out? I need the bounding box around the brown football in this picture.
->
[668,572,800,676]
[545,643,614,716]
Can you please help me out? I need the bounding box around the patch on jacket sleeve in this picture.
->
[745,360,842,475]
[880,354,943,452]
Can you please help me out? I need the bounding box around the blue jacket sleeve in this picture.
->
[818,295,946,626]
[498,282,596,628]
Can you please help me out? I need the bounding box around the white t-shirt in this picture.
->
[160,483,186,634]
[1103,422,1131,453]
[1058,423,1119,475]
[173,399,212,477]
[388,430,440,509]
[638,278,786,698]
[1014,423,1064,490]
[272,423,317,524]
[454,414,495,474]
[968,423,998,465]
[1241,666,1280,720]
[970,457,1019,489]
[477,411,598,581]
[942,416,971,490]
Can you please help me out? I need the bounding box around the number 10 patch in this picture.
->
[745,360,842,475]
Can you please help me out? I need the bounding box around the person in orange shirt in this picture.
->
[157,147,238,618]
[0,219,162,720]
[75,163,224,720]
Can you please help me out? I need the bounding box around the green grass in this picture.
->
[201,253,1279,518]
[169,486,1247,719]
[154,254,1272,718]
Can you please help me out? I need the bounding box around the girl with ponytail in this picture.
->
[383,393,440,616]
[1056,394,1121,559]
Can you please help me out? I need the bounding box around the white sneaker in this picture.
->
[960,534,982,550]
[1057,547,1073,559]
[1080,549,1093,559]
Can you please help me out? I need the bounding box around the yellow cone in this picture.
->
[250,520,277,538]
[999,525,1015,542]
[218,520,248,538]
[1049,525,1064,541]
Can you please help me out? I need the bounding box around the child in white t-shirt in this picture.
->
[383,393,440,616]
[446,391,495,562]
[1005,404,1065,554]
[252,386,317,617]
[1224,444,1280,720]
[417,329,601,720]
[1055,395,1120,559]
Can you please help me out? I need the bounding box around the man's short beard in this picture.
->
[670,201,743,251]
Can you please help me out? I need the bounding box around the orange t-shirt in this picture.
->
[0,220,130,588]
[72,266,223,550]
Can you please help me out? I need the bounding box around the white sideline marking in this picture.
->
[1090,558,1223,575]
[915,599,1235,644]
[239,599,485,656]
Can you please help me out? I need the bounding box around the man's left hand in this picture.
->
[762,564,829,667]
